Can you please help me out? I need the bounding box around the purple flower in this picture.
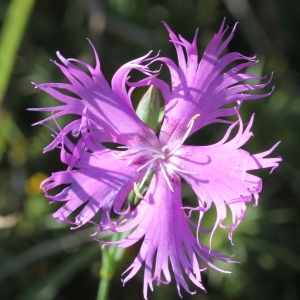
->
[31,20,281,299]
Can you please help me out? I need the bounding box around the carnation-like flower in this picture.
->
[31,20,281,298]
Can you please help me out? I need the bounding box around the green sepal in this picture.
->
[135,85,161,132]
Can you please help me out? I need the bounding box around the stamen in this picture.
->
[183,113,201,142]
[159,162,174,192]
[133,182,144,199]
[138,161,154,189]
[127,150,149,166]
[187,113,201,128]
[111,151,125,160]
[166,113,201,157]
[137,156,157,172]
[165,162,197,175]
[118,145,162,166]
[115,115,202,193]
[118,145,161,154]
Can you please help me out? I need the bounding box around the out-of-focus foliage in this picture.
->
[0,0,299,299]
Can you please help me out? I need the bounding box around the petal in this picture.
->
[176,116,281,244]
[153,20,273,144]
[104,170,233,299]
[30,40,157,146]
[41,148,144,229]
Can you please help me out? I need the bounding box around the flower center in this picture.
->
[113,114,200,195]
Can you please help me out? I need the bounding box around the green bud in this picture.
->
[135,85,161,132]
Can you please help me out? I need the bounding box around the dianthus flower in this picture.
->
[31,20,281,298]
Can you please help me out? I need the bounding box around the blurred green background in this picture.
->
[0,0,299,299]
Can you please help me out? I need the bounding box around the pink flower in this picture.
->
[31,20,281,299]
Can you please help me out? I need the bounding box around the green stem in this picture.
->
[97,232,127,300]
[0,0,36,104]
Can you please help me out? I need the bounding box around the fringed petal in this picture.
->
[41,149,144,229]
[103,170,234,299]
[152,20,273,144]
[30,41,157,147]
[177,115,281,245]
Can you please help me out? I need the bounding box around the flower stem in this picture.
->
[97,232,127,300]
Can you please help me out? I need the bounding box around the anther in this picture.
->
[187,114,201,128]
[133,182,144,199]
